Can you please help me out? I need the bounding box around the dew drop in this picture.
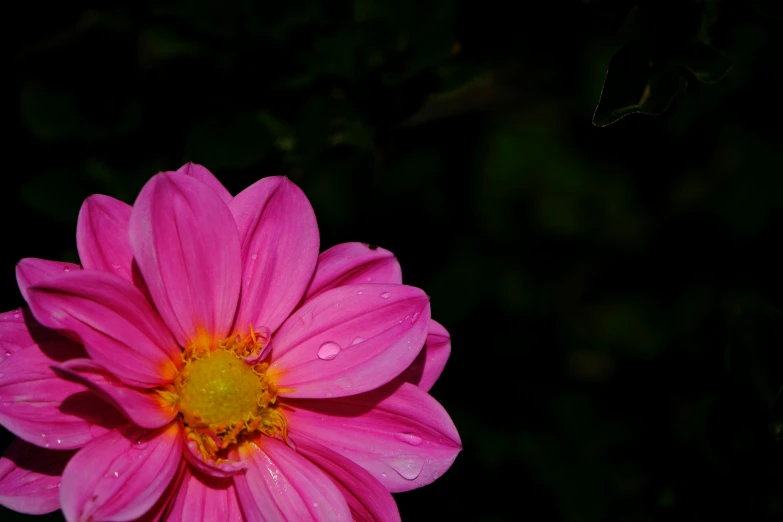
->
[63,267,71,273]
[381,472,387,478]
[250,253,258,261]
[394,432,423,446]
[388,455,423,480]
[380,292,391,299]
[317,341,341,360]
[132,438,149,450]
[411,312,421,323]
[56,439,61,445]
[312,502,319,508]
[357,290,364,295]
[432,471,440,480]
[44,443,50,448]
[351,337,366,346]
[12,312,20,319]
[113,471,119,478]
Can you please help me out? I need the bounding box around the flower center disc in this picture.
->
[176,350,262,428]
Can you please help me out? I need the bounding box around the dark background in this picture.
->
[4,1,783,520]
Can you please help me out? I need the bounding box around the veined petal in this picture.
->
[0,342,121,450]
[177,162,232,204]
[286,382,461,493]
[129,172,241,347]
[0,308,62,358]
[16,258,80,303]
[56,360,177,429]
[233,437,351,521]
[269,284,430,398]
[60,422,183,522]
[294,436,401,522]
[230,176,319,335]
[0,437,75,515]
[164,467,243,522]
[396,319,451,392]
[76,195,135,281]
[25,270,181,388]
[304,242,402,301]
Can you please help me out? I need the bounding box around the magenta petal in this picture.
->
[182,437,247,478]
[76,195,135,281]
[0,342,121,450]
[177,162,232,204]
[304,242,402,301]
[269,284,430,398]
[295,436,401,522]
[286,382,461,493]
[164,468,243,522]
[26,270,180,387]
[230,176,319,335]
[0,437,75,515]
[16,258,80,303]
[397,319,452,392]
[56,360,176,429]
[234,437,351,521]
[0,308,62,357]
[60,422,183,522]
[129,172,241,347]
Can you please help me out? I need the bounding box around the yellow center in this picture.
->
[169,330,287,463]
[176,350,262,427]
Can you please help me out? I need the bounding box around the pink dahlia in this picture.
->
[0,164,460,521]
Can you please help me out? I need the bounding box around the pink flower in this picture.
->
[0,164,461,521]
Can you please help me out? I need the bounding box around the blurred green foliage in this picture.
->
[4,0,783,521]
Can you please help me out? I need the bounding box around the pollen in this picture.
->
[176,350,262,427]
[173,331,287,464]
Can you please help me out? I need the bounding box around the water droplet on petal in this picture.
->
[381,472,387,478]
[317,341,341,360]
[357,290,364,295]
[394,432,423,446]
[380,292,391,299]
[250,253,258,261]
[12,312,20,319]
[113,471,119,478]
[313,502,319,508]
[63,267,70,273]
[411,312,421,323]
[56,439,61,445]
[44,443,50,448]
[351,337,366,346]
[388,455,423,480]
[132,438,149,450]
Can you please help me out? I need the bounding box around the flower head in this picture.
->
[0,163,460,521]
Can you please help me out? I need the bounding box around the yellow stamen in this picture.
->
[173,332,286,463]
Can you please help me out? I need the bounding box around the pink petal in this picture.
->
[182,436,247,478]
[0,437,75,514]
[233,437,351,521]
[164,467,243,522]
[177,162,232,204]
[269,284,430,398]
[396,319,451,392]
[0,308,61,357]
[60,421,183,522]
[286,382,461,492]
[16,258,80,303]
[304,242,402,301]
[230,176,319,335]
[25,269,181,387]
[294,436,401,522]
[0,342,121,450]
[56,359,177,429]
[76,195,135,281]
[129,172,241,347]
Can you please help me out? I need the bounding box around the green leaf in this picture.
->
[674,41,732,84]
[593,44,685,127]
